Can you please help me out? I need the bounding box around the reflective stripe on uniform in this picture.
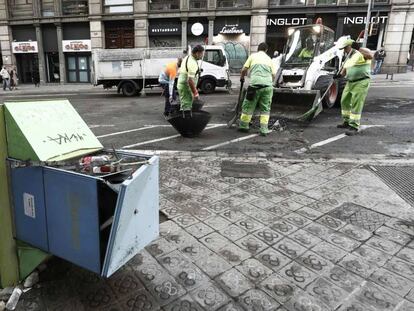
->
[260,115,270,125]
[341,110,351,116]
[349,113,361,121]
[240,113,252,123]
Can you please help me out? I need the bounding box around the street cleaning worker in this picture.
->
[159,57,182,116]
[336,39,373,136]
[239,42,276,136]
[177,45,204,114]
[298,38,314,59]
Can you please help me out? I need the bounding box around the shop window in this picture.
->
[8,0,33,18]
[216,0,251,8]
[269,0,305,5]
[67,54,91,83]
[189,0,207,9]
[148,0,180,11]
[62,0,88,15]
[104,0,133,13]
[316,0,336,4]
[41,0,55,16]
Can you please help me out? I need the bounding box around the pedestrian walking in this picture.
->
[159,57,182,116]
[372,47,386,74]
[10,67,18,90]
[239,42,276,136]
[177,45,204,114]
[32,69,40,87]
[336,38,373,136]
[0,66,12,91]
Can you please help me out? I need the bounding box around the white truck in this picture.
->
[92,46,231,96]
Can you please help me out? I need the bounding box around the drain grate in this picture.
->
[221,161,271,178]
[371,166,414,207]
[329,203,391,232]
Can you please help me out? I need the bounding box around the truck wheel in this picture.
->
[122,81,137,97]
[200,79,216,94]
[313,75,338,109]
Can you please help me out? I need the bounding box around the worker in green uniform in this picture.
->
[336,38,373,136]
[298,38,314,59]
[177,45,204,114]
[239,42,276,136]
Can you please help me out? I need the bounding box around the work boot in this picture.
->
[345,127,359,136]
[337,122,350,129]
[238,121,249,133]
[259,127,271,137]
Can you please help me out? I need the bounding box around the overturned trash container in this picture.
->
[167,110,211,138]
[5,99,159,277]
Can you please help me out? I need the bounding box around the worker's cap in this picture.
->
[338,38,354,50]
[192,45,205,53]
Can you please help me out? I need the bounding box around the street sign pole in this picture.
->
[362,0,373,47]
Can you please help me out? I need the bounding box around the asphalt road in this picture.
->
[1,82,414,159]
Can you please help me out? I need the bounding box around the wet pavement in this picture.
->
[11,155,414,311]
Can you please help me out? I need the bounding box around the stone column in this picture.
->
[208,17,215,45]
[181,18,188,49]
[134,0,149,48]
[336,14,346,39]
[56,23,66,84]
[90,21,104,49]
[35,24,47,84]
[250,11,268,53]
[382,7,414,73]
[0,26,13,67]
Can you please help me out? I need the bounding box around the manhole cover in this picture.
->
[221,161,271,178]
[329,203,391,232]
[370,166,414,207]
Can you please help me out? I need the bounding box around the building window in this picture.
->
[41,0,55,16]
[62,0,88,15]
[8,0,33,18]
[189,0,207,9]
[269,0,304,5]
[104,0,133,13]
[216,0,251,8]
[148,0,180,11]
[316,0,336,5]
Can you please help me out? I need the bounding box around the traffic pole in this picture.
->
[362,0,372,47]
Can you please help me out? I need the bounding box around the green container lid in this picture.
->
[5,99,103,162]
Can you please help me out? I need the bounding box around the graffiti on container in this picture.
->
[45,133,87,145]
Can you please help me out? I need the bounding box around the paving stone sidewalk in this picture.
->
[10,155,414,311]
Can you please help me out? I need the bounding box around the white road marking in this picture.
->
[97,125,160,138]
[295,125,385,154]
[1,93,77,98]
[89,124,115,129]
[202,133,259,151]
[122,124,225,148]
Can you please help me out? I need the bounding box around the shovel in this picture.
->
[226,79,244,128]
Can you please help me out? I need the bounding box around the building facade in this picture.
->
[0,0,412,84]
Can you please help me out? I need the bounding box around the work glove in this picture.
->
[240,78,245,83]
[193,91,199,100]
[333,73,341,79]
[351,41,360,50]
[169,96,174,103]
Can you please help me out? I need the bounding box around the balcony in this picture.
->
[216,0,251,8]
[62,0,88,15]
[149,0,180,11]
[269,0,305,5]
[104,0,133,14]
[348,0,388,3]
[189,0,207,9]
[316,0,336,5]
